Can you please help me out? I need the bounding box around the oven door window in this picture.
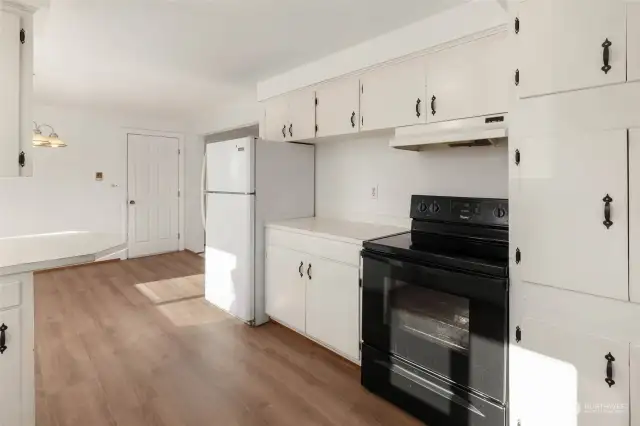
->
[386,279,470,356]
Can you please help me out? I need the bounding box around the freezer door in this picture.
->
[206,137,255,193]
[205,193,255,322]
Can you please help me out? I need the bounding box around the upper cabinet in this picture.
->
[0,6,33,178]
[517,0,627,98]
[513,129,628,301]
[360,57,426,131]
[263,89,316,142]
[315,77,360,138]
[426,32,508,123]
[627,4,640,83]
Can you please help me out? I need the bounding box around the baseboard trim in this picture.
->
[35,258,121,274]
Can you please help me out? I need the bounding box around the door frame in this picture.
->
[124,128,185,259]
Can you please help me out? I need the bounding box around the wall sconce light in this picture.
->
[33,122,67,148]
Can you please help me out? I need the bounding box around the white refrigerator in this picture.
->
[201,137,314,325]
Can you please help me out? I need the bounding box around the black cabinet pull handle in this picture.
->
[307,263,312,280]
[289,124,293,137]
[602,39,612,74]
[0,324,7,354]
[351,112,356,128]
[603,194,613,229]
[605,352,615,387]
[282,125,286,138]
[298,261,303,278]
[416,98,422,118]
[430,95,436,115]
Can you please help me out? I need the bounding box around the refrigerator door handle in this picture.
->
[200,152,207,230]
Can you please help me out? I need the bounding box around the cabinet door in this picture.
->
[287,89,316,141]
[511,318,629,426]
[264,95,288,142]
[427,32,508,123]
[265,246,306,332]
[514,129,628,300]
[315,77,360,138]
[629,130,640,303]
[305,257,360,360]
[0,11,21,177]
[628,5,640,83]
[631,344,640,425]
[360,57,426,131]
[0,308,22,426]
[518,0,626,98]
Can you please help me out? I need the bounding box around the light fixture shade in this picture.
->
[47,133,67,148]
[32,130,51,147]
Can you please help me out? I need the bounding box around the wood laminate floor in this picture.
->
[35,251,422,426]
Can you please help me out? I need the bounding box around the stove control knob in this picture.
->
[418,202,428,213]
[429,202,441,214]
[494,207,507,219]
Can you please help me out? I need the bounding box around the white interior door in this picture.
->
[514,129,628,301]
[127,134,180,258]
[205,193,254,322]
[0,11,21,177]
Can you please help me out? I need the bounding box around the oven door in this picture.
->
[362,250,508,402]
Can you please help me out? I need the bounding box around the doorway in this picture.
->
[127,133,180,258]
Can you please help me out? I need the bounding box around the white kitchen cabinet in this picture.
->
[305,256,360,360]
[263,90,316,142]
[426,32,508,123]
[514,129,628,301]
[0,10,20,178]
[511,317,629,426]
[315,77,360,138]
[628,5,640,83]
[286,89,316,141]
[265,245,307,333]
[628,129,640,303]
[264,95,288,142]
[360,57,426,131]
[0,308,22,426]
[517,0,626,98]
[631,344,640,425]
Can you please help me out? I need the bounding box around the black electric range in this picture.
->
[361,195,509,426]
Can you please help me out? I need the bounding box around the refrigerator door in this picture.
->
[206,137,255,194]
[205,192,255,323]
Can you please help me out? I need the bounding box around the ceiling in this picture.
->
[33,0,467,117]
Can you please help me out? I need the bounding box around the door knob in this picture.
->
[129,200,136,205]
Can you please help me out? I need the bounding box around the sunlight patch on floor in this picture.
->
[134,274,204,304]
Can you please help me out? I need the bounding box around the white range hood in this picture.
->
[390,113,508,150]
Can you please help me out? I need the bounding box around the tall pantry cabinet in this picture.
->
[509,1,640,426]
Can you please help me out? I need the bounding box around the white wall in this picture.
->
[184,134,205,253]
[0,103,205,253]
[258,0,508,100]
[316,136,508,227]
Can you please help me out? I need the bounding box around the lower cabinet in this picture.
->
[265,245,307,333]
[305,257,360,361]
[511,317,629,426]
[0,308,22,426]
[265,232,362,363]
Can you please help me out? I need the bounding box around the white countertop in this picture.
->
[266,217,408,244]
[0,231,126,276]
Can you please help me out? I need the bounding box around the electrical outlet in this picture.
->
[370,185,378,200]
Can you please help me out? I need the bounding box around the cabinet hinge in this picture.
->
[516,326,522,343]
[177,190,181,198]
[515,248,521,264]
[359,341,362,351]
[361,84,364,94]
[359,278,362,288]
[315,97,318,106]
[315,124,318,133]
[178,233,181,239]
[178,149,181,154]
[18,151,25,168]
[514,17,520,34]
[515,149,520,166]
[515,69,520,86]
[20,29,25,44]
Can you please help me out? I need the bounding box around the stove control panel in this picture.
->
[411,195,508,226]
